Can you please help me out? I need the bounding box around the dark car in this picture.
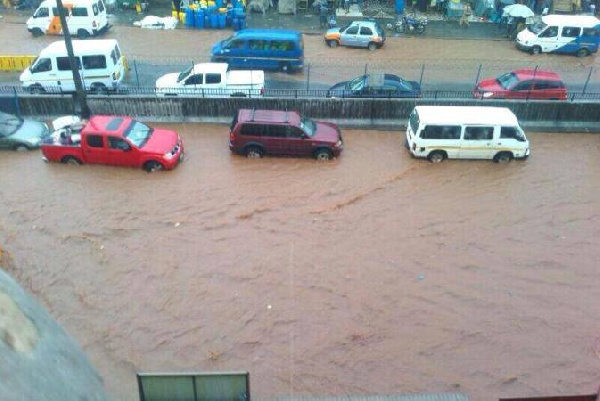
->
[327,73,421,98]
[473,69,567,100]
[229,109,343,160]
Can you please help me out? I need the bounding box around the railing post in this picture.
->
[526,65,539,101]
[474,63,482,87]
[582,66,593,95]
[295,89,298,99]
[364,63,368,76]
[419,63,425,87]
[13,87,21,117]
[134,60,140,88]
[306,63,311,91]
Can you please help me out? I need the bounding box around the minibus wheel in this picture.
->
[279,62,291,73]
[28,84,45,95]
[427,151,446,163]
[494,152,513,164]
[90,83,108,94]
[77,29,90,38]
[576,48,589,57]
[530,46,541,55]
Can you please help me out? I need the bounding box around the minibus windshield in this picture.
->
[529,21,547,34]
[409,109,419,134]
[177,66,193,83]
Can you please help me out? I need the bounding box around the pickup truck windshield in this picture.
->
[300,117,316,137]
[124,120,153,147]
[178,67,193,83]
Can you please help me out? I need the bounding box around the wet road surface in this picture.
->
[1,124,600,401]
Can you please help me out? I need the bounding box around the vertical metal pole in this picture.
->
[582,66,593,95]
[527,64,538,101]
[134,60,140,88]
[56,0,89,118]
[364,63,368,76]
[13,87,21,117]
[306,63,310,91]
[419,63,425,87]
[474,64,482,87]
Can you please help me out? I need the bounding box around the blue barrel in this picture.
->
[195,8,205,28]
[232,16,240,30]
[233,5,245,17]
[394,0,404,14]
[238,15,246,29]
[210,13,219,28]
[218,13,226,28]
[185,7,195,26]
[204,14,210,28]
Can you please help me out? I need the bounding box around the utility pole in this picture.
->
[56,0,90,118]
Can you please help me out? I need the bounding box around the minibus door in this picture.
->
[459,126,495,159]
[536,25,560,52]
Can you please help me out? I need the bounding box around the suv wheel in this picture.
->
[245,145,264,159]
[314,148,333,161]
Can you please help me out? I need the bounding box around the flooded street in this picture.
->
[1,125,600,401]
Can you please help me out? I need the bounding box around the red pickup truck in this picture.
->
[41,115,184,172]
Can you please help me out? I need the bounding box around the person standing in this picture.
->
[459,2,472,26]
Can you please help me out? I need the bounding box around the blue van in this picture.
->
[211,29,304,73]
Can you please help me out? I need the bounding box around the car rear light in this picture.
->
[230,131,234,142]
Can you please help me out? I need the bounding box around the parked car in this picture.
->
[155,63,265,97]
[327,73,421,98]
[324,20,386,50]
[0,111,50,151]
[473,69,567,100]
[229,109,343,160]
[41,115,184,171]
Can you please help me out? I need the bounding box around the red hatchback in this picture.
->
[474,69,567,100]
[229,109,343,160]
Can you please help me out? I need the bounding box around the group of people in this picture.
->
[313,0,338,28]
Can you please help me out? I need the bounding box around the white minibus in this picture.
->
[516,15,600,57]
[27,0,109,38]
[406,106,530,163]
[20,39,125,94]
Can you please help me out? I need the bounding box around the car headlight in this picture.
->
[164,152,174,159]
[483,92,494,98]
[335,139,343,147]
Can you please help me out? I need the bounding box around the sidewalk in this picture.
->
[0,3,510,40]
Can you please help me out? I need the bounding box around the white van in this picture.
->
[27,0,109,38]
[20,39,125,94]
[516,15,600,57]
[406,106,530,163]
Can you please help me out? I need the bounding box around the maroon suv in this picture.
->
[229,109,344,160]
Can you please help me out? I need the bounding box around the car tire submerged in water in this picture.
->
[576,48,589,57]
[368,42,377,51]
[327,40,338,48]
[144,161,164,172]
[494,152,513,164]
[62,156,82,165]
[531,46,542,55]
[245,145,264,159]
[427,151,446,163]
[314,148,333,161]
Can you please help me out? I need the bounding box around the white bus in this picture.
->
[20,39,125,94]
[27,0,110,38]
[406,106,530,163]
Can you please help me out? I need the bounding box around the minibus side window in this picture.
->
[83,55,107,70]
[464,126,494,141]
[561,27,581,38]
[98,0,105,12]
[408,109,419,133]
[582,28,600,37]
[92,3,99,15]
[539,26,558,38]
[249,40,269,51]
[57,56,81,71]
[34,7,49,17]
[71,7,88,16]
[52,7,68,16]
[31,58,52,73]
[421,125,461,140]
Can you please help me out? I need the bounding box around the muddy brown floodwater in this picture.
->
[1,125,600,401]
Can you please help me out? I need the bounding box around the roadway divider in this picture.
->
[7,95,600,132]
[0,56,36,72]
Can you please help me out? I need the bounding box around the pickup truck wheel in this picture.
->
[144,161,163,172]
[314,148,333,161]
[62,156,82,165]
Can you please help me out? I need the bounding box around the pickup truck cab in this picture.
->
[41,115,184,172]
[155,62,264,97]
